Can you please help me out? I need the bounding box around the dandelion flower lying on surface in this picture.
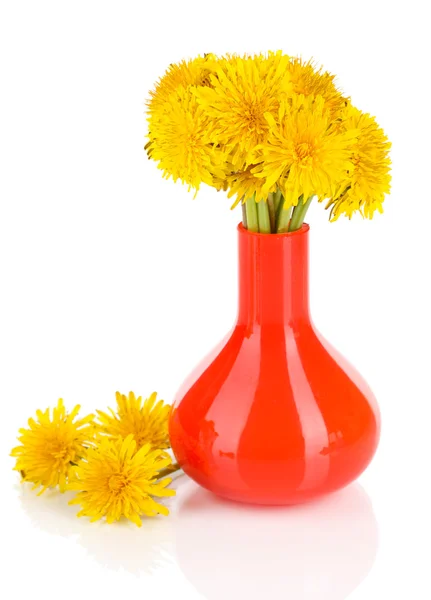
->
[68,434,175,526]
[97,391,171,450]
[10,399,95,494]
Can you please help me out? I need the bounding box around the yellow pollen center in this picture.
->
[47,440,70,462]
[109,474,127,493]
[295,142,312,160]
[245,103,266,131]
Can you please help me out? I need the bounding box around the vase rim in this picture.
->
[237,222,310,238]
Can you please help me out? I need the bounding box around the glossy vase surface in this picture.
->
[169,223,380,505]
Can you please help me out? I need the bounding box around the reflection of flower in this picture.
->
[171,417,219,478]
[68,435,175,527]
[18,485,174,576]
[97,391,171,450]
[10,399,94,494]
[77,518,174,575]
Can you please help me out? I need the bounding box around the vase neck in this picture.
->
[237,223,310,326]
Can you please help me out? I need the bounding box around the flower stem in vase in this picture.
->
[267,193,276,232]
[288,195,315,232]
[257,199,271,234]
[241,200,247,228]
[245,194,259,232]
[277,202,293,233]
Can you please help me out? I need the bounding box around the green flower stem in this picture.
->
[257,200,271,234]
[241,200,247,228]
[267,193,276,233]
[245,194,258,232]
[288,195,315,232]
[288,197,304,232]
[274,189,282,214]
[158,462,181,479]
[276,203,293,233]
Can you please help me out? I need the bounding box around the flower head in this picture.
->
[146,86,227,193]
[254,94,358,207]
[226,165,275,207]
[195,52,291,169]
[147,54,218,114]
[97,391,171,450]
[287,58,347,116]
[11,399,95,494]
[327,106,392,220]
[145,52,391,228]
[68,435,175,526]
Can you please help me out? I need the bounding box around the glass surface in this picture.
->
[170,224,380,504]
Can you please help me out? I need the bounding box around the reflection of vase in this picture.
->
[174,482,379,600]
[170,224,381,505]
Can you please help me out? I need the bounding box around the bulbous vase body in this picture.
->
[169,224,380,505]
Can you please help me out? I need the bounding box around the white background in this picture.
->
[0,1,430,598]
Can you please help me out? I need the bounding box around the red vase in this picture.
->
[169,223,381,505]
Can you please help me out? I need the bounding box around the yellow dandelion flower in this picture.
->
[254,94,358,207]
[226,165,276,207]
[146,86,228,193]
[147,54,218,113]
[328,105,392,220]
[287,58,347,116]
[97,391,171,450]
[68,435,175,526]
[195,52,291,169]
[211,173,230,193]
[10,399,95,494]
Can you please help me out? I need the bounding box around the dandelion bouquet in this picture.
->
[150,52,387,504]
[146,52,391,233]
